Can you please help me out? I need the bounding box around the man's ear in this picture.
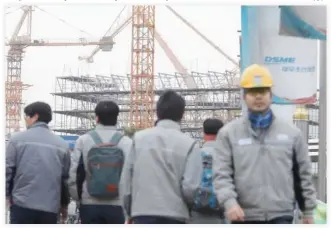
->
[242,91,246,100]
[32,114,39,122]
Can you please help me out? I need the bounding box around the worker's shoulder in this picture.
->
[52,134,69,148]
[118,134,132,146]
[176,130,196,143]
[10,129,68,153]
[133,127,153,139]
[135,127,195,143]
[273,116,301,135]
[218,117,244,134]
[119,134,132,141]
[9,130,27,143]
[134,127,166,140]
[75,131,93,146]
[77,130,96,141]
[202,140,218,149]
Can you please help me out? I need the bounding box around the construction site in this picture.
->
[5,5,244,139]
[5,4,326,224]
[5,4,323,185]
[4,5,320,140]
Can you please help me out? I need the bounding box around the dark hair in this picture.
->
[203,118,224,135]
[24,101,52,124]
[95,100,119,126]
[156,90,185,122]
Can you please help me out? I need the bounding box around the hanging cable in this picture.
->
[5,6,23,15]
[34,6,94,37]
[102,6,127,37]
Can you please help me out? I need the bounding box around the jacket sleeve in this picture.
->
[181,147,202,205]
[119,136,133,158]
[212,128,238,211]
[61,150,71,207]
[120,137,136,218]
[293,131,317,218]
[68,137,83,202]
[6,141,17,198]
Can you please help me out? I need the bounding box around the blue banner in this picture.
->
[59,135,78,150]
[279,6,326,40]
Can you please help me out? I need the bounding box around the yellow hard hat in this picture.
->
[240,64,273,89]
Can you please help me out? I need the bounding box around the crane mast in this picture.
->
[6,6,33,134]
[130,6,156,129]
[5,5,114,134]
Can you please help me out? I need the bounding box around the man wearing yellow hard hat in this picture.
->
[212,64,316,224]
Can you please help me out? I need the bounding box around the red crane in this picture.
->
[5,6,115,134]
[130,6,156,129]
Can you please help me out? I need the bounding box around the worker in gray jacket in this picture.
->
[120,90,196,224]
[68,100,132,224]
[182,118,226,224]
[6,102,71,224]
[212,64,317,224]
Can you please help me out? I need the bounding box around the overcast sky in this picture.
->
[4,4,240,128]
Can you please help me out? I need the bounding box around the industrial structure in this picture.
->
[52,71,241,139]
[5,5,321,141]
[50,5,320,141]
[4,6,326,222]
[74,5,241,132]
[130,6,156,129]
[5,5,115,134]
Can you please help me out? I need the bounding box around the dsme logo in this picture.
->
[264,56,296,64]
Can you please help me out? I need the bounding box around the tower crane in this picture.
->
[78,5,240,129]
[79,6,239,86]
[5,5,115,134]
[79,5,157,129]
[130,5,156,129]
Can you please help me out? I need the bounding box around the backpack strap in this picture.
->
[182,140,198,213]
[88,131,103,145]
[181,141,198,179]
[109,132,124,145]
[188,141,198,157]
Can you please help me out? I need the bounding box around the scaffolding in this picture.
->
[53,71,241,139]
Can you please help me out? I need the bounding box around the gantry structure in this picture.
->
[52,73,320,141]
[52,70,241,139]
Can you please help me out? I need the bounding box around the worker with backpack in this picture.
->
[182,118,226,224]
[68,101,132,224]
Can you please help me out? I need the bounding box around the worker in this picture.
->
[120,90,197,224]
[212,64,317,224]
[182,118,226,224]
[6,101,71,224]
[68,100,132,224]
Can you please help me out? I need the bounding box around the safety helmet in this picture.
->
[240,64,273,89]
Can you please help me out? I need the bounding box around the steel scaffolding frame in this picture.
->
[53,72,319,140]
[53,71,241,139]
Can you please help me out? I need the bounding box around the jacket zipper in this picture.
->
[259,131,268,221]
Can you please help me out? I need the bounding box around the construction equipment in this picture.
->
[130,6,156,129]
[5,5,115,134]
[77,5,240,129]
[78,6,131,63]
[165,6,239,68]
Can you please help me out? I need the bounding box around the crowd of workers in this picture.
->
[6,64,316,224]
